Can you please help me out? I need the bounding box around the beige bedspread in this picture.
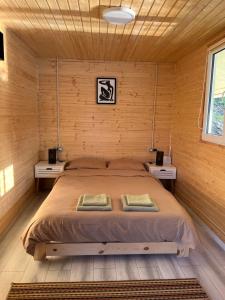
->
[22,169,198,256]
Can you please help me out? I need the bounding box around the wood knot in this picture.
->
[144,247,149,251]
[99,250,104,254]
[53,248,58,252]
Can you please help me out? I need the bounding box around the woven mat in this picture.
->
[7,278,210,299]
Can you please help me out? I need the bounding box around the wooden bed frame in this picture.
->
[34,241,190,261]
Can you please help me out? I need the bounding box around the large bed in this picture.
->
[22,164,198,260]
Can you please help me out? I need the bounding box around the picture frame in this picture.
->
[96,77,116,104]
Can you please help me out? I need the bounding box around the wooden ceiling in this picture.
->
[1,0,225,62]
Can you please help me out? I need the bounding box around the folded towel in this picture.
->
[82,194,108,206]
[121,196,159,212]
[77,195,112,211]
[125,194,154,206]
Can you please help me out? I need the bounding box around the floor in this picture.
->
[0,193,225,300]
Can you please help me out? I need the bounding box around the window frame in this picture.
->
[202,40,225,146]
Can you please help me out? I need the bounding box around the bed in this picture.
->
[22,160,198,261]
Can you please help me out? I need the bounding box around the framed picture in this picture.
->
[96,78,116,104]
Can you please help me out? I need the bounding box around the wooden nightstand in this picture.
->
[145,163,176,193]
[35,161,67,192]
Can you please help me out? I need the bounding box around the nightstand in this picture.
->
[35,161,67,192]
[145,163,176,193]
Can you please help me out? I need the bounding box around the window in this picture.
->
[202,41,225,145]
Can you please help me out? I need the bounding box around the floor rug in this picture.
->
[7,278,210,299]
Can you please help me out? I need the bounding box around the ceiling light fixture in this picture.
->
[103,7,135,25]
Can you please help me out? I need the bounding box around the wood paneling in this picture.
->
[0,185,34,239]
[173,43,225,242]
[38,60,174,161]
[1,1,225,62]
[0,27,39,234]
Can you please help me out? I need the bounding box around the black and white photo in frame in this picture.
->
[96,78,116,104]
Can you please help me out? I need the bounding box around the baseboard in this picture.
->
[0,184,35,239]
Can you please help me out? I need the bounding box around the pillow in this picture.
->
[107,158,145,171]
[65,157,106,170]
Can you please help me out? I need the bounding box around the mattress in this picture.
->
[22,169,198,256]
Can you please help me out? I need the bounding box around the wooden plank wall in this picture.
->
[173,44,225,242]
[0,28,39,234]
[38,60,175,161]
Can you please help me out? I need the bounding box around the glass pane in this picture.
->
[207,48,225,136]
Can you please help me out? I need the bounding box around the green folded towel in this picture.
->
[77,195,112,211]
[125,194,154,206]
[82,194,108,206]
[121,196,159,212]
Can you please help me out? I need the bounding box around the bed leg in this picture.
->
[177,247,190,257]
[34,243,46,261]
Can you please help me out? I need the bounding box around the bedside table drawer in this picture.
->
[145,163,176,180]
[150,168,176,179]
[35,161,66,178]
[35,170,62,178]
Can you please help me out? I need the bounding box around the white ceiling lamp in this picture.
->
[103,7,135,25]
